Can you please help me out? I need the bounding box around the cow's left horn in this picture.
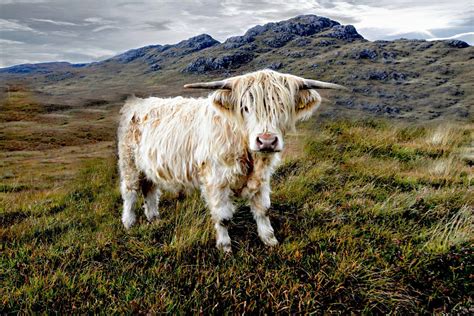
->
[183,80,231,90]
[301,79,348,90]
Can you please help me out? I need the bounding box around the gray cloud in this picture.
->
[0,0,472,67]
[143,20,172,31]
[31,18,78,26]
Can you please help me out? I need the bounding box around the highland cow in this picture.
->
[117,69,345,252]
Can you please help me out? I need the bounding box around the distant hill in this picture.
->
[0,15,472,121]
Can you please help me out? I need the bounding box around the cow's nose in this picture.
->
[256,133,278,151]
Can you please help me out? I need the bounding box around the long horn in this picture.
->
[183,80,231,90]
[301,79,348,90]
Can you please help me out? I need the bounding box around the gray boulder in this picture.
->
[446,40,469,48]
[324,25,364,41]
[183,51,254,73]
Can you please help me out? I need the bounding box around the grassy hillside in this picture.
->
[2,102,472,312]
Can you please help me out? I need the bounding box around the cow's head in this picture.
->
[184,69,346,153]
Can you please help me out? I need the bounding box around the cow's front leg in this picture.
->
[202,184,235,253]
[249,183,278,246]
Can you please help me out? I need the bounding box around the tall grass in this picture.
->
[1,120,472,313]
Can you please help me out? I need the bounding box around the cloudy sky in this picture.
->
[0,0,472,67]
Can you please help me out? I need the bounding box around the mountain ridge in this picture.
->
[0,15,366,73]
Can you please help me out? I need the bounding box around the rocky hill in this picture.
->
[1,15,472,121]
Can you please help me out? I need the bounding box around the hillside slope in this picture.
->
[0,15,473,121]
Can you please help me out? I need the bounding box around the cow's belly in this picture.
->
[137,154,252,195]
[138,158,200,193]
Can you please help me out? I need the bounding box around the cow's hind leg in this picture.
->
[141,179,160,222]
[249,184,278,246]
[118,148,140,229]
[120,178,139,229]
[202,184,235,253]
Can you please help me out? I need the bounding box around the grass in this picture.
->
[1,118,472,313]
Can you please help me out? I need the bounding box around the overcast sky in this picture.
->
[0,0,472,67]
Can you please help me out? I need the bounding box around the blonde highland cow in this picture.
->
[117,69,345,252]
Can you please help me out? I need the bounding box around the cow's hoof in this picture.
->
[222,246,232,254]
[145,208,160,222]
[122,214,136,229]
[217,242,232,254]
[262,235,279,247]
[146,218,159,225]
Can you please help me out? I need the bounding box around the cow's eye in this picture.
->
[243,106,249,113]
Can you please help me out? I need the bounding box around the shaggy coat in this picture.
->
[117,69,342,252]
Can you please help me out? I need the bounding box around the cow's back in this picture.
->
[118,96,248,192]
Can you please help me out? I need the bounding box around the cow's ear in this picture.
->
[211,89,236,113]
[295,89,321,120]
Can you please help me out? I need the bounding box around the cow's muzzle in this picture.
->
[255,133,280,152]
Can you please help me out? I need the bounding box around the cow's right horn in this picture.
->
[301,79,348,90]
[184,80,231,90]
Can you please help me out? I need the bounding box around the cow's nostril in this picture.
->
[256,134,279,151]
